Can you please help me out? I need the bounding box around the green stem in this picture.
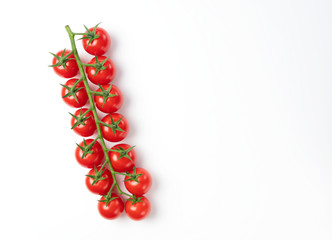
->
[114,171,130,176]
[121,192,132,197]
[64,50,74,58]
[99,158,108,171]
[106,182,116,198]
[65,25,131,198]
[90,135,99,144]
[82,63,96,67]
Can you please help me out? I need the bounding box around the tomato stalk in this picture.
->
[114,172,131,176]
[82,64,97,67]
[65,25,131,198]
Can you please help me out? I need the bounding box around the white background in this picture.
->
[0,0,331,239]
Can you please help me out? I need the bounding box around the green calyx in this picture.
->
[49,49,74,70]
[99,195,118,207]
[127,195,143,205]
[79,23,101,48]
[86,165,107,186]
[109,145,135,162]
[92,54,109,76]
[124,167,142,183]
[99,183,117,207]
[76,137,99,160]
[82,54,109,76]
[99,115,124,136]
[92,84,117,107]
[69,108,91,129]
[60,78,83,103]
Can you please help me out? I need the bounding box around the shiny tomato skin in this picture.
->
[86,56,116,85]
[94,84,123,113]
[125,196,151,221]
[85,167,113,195]
[82,27,111,56]
[52,50,78,78]
[75,139,104,168]
[109,144,136,172]
[71,108,96,137]
[98,194,124,220]
[124,168,152,196]
[61,79,88,108]
[100,113,129,142]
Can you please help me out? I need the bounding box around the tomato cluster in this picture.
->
[50,24,152,220]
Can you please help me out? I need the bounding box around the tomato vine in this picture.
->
[65,25,132,198]
[50,24,151,220]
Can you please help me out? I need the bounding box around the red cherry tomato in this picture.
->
[51,50,78,78]
[125,196,151,221]
[61,79,88,108]
[82,27,111,56]
[94,84,123,113]
[98,193,124,220]
[75,139,104,168]
[85,167,113,195]
[124,168,152,196]
[100,113,129,142]
[70,108,96,137]
[86,56,116,85]
[109,144,136,172]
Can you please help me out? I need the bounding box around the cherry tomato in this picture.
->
[100,113,129,142]
[51,49,78,78]
[109,144,136,172]
[94,84,123,113]
[86,56,116,85]
[98,193,124,220]
[124,168,152,196]
[61,79,88,108]
[70,108,96,137]
[75,139,104,168]
[85,167,113,195]
[82,27,111,56]
[125,196,151,221]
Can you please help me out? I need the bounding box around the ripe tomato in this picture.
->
[61,79,88,108]
[125,196,151,221]
[124,168,152,196]
[94,84,123,113]
[100,113,129,142]
[109,144,136,172]
[85,166,113,195]
[82,27,111,56]
[51,49,78,78]
[70,108,96,137]
[98,193,124,220]
[86,56,116,85]
[75,139,104,168]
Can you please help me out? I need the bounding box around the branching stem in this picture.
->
[65,25,131,198]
